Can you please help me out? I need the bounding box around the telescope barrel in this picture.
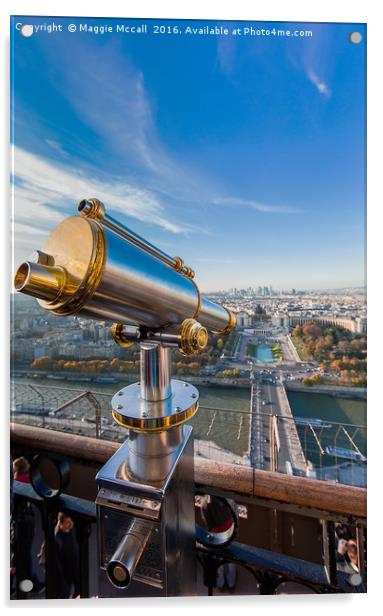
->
[14,201,236,335]
[78,198,180,273]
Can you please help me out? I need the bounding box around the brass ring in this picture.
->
[78,198,106,220]
[191,279,202,321]
[40,220,106,317]
[111,323,135,348]
[173,256,184,273]
[211,307,237,335]
[173,256,195,279]
[112,401,199,432]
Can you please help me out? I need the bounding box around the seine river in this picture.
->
[12,377,366,462]
[12,377,252,459]
[287,391,367,465]
[287,391,366,427]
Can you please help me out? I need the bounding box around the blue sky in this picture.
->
[11,17,366,291]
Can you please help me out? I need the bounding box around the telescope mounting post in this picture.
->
[95,335,198,597]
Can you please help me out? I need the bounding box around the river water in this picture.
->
[11,377,252,459]
[12,377,366,464]
[287,391,367,467]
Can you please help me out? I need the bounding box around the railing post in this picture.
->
[13,501,34,599]
[85,393,101,439]
[43,504,59,598]
[322,520,337,587]
[76,515,92,598]
[199,553,221,595]
[28,384,45,429]
[258,570,279,595]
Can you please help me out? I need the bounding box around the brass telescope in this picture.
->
[14,198,236,355]
[14,198,236,596]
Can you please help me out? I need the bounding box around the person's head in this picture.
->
[200,494,211,507]
[337,538,348,555]
[13,457,30,478]
[335,523,350,540]
[57,512,74,533]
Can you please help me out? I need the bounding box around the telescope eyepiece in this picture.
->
[106,519,153,589]
[14,262,30,291]
[107,562,131,589]
[14,261,66,303]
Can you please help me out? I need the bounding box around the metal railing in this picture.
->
[11,481,96,599]
[10,383,366,487]
[10,425,367,598]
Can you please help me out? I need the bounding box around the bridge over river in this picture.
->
[250,378,307,475]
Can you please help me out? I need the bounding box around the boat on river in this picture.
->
[325,445,366,463]
[295,418,332,429]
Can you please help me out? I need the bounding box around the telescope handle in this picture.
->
[79,199,195,279]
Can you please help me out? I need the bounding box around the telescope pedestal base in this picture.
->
[96,425,196,597]
[111,379,199,431]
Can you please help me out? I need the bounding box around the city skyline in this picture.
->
[11,17,366,291]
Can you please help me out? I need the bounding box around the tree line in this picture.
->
[292,321,366,387]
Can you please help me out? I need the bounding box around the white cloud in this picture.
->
[307,70,331,98]
[217,35,236,77]
[11,145,196,262]
[213,196,303,214]
[47,39,222,206]
[45,139,69,157]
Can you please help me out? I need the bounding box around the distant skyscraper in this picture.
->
[257,286,262,297]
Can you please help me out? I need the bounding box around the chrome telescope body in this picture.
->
[14,199,236,340]
[14,198,235,597]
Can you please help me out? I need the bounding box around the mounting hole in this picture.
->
[349,32,362,44]
[19,579,34,592]
[20,25,34,37]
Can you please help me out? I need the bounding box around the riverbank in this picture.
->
[285,381,366,400]
[11,370,251,389]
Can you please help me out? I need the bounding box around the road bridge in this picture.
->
[250,378,307,475]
